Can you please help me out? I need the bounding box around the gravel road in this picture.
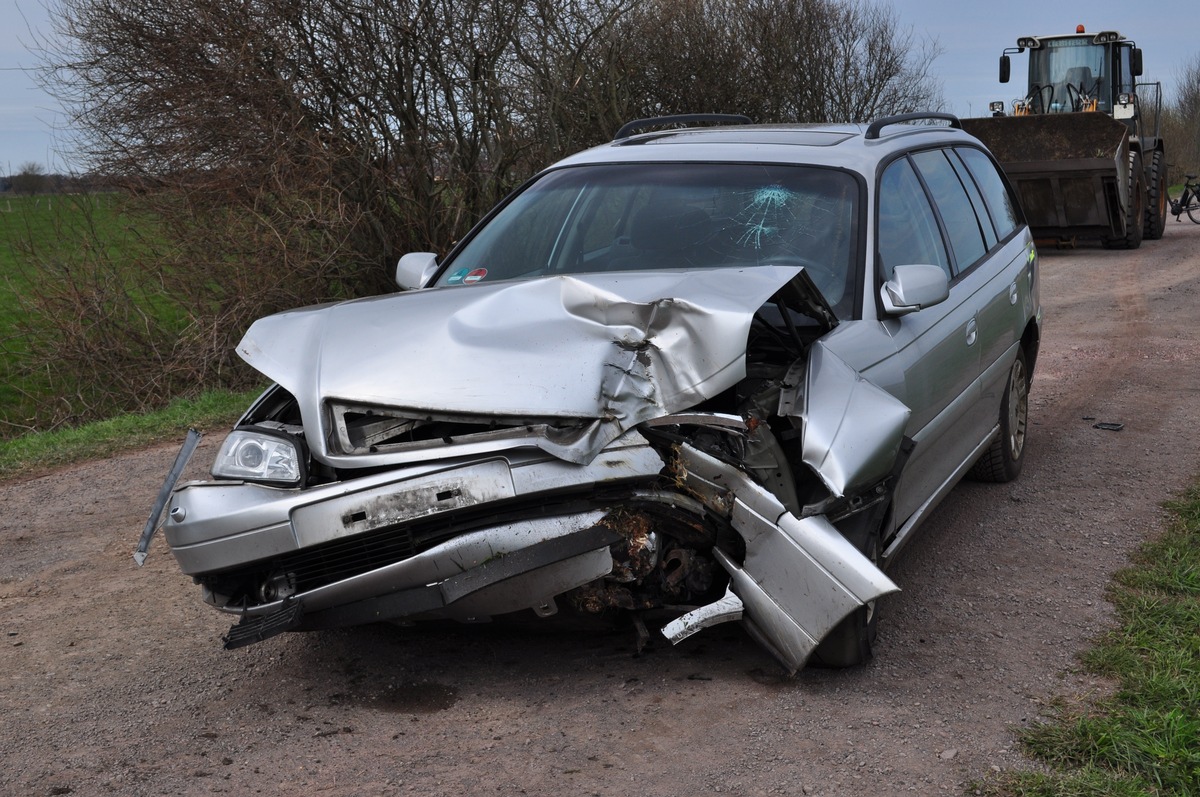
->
[3,221,1200,797]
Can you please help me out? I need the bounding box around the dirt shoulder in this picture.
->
[3,223,1200,797]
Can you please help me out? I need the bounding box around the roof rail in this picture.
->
[864,112,961,141]
[614,113,752,141]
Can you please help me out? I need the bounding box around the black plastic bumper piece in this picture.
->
[223,597,304,650]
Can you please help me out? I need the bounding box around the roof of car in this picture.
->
[554,116,982,173]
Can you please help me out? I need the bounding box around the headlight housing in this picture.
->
[212,427,307,486]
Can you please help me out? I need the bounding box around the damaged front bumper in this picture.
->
[152,423,896,674]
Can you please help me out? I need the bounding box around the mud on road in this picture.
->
[4,222,1200,797]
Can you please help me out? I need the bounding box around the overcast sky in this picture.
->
[887,0,1196,119]
[1,0,1196,174]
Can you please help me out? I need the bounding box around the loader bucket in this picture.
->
[962,113,1131,241]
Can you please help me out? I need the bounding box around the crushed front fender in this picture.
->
[782,340,912,499]
[666,443,899,674]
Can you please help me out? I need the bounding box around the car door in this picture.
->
[952,146,1036,420]
[853,152,984,530]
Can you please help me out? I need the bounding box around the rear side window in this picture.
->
[911,149,987,272]
[946,151,997,249]
[877,158,950,281]
[957,147,1020,241]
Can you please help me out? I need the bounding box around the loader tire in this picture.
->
[1103,151,1145,250]
[1144,150,1167,240]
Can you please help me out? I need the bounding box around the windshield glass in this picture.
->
[1028,38,1110,113]
[435,163,861,317]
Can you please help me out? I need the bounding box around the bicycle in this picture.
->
[1169,173,1200,223]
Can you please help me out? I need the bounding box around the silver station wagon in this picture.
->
[141,112,1041,673]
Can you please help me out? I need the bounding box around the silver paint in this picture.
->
[236,266,803,467]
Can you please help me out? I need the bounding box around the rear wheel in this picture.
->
[969,348,1029,483]
[1103,152,1145,250]
[1144,150,1167,240]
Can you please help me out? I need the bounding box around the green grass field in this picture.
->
[4,196,91,428]
[0,387,259,481]
[0,194,55,431]
[0,192,165,436]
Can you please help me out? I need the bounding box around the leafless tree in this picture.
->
[615,0,943,123]
[41,0,640,256]
[10,162,48,195]
[1163,52,1200,185]
[42,0,941,247]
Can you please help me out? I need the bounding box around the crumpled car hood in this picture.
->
[237,266,809,465]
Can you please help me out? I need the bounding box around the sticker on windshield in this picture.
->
[446,268,469,285]
[464,268,488,284]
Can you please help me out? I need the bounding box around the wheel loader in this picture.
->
[961,26,1166,249]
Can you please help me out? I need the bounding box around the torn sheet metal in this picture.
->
[672,443,899,674]
[661,585,744,643]
[235,266,804,466]
[784,340,911,498]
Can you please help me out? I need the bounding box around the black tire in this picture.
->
[1102,152,1145,250]
[810,529,880,668]
[1144,150,1167,240]
[969,348,1029,483]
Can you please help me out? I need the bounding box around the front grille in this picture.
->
[282,523,451,594]
[328,400,582,456]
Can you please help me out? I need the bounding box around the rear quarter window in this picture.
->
[911,149,987,273]
[956,147,1021,241]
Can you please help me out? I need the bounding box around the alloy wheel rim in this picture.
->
[1006,359,1028,460]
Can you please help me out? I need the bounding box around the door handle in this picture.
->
[966,318,978,346]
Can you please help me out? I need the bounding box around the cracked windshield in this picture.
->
[436,163,859,317]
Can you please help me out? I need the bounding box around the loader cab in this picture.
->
[999,28,1142,117]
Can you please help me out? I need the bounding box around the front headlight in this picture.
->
[212,427,306,486]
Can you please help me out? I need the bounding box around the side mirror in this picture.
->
[395,252,439,290]
[880,264,950,316]
[1130,47,1143,77]
[999,54,1011,84]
